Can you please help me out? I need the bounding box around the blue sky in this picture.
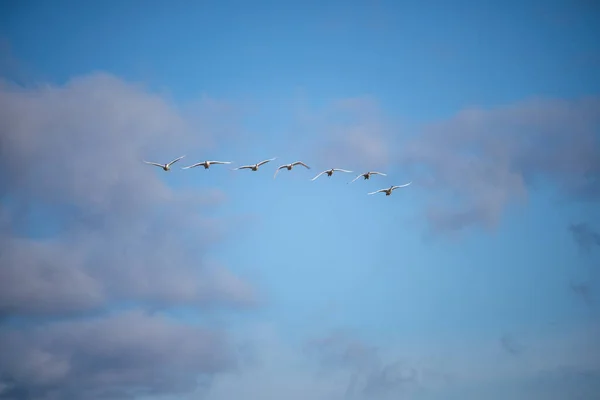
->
[1,1,599,399]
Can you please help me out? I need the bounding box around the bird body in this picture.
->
[182,160,231,170]
[274,161,310,178]
[311,168,353,181]
[233,158,276,171]
[349,171,387,183]
[143,156,186,171]
[368,182,412,196]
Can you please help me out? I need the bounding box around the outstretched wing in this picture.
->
[367,189,386,195]
[273,165,286,179]
[143,161,165,168]
[391,181,412,190]
[311,170,327,181]
[332,168,353,173]
[181,162,204,170]
[166,155,186,167]
[233,165,252,170]
[292,161,310,169]
[208,161,232,165]
[370,171,387,176]
[348,174,364,184]
[257,158,276,167]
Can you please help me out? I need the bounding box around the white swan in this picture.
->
[232,158,277,171]
[349,171,387,183]
[311,168,353,181]
[181,160,232,170]
[143,155,185,171]
[368,182,412,196]
[274,161,310,178]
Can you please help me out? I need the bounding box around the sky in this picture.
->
[0,0,599,399]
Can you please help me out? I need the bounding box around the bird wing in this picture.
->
[348,174,363,183]
[391,181,412,190]
[207,161,232,165]
[370,171,387,176]
[166,155,186,166]
[368,189,386,195]
[311,170,327,181]
[181,162,204,170]
[143,161,165,168]
[292,161,310,169]
[233,165,252,170]
[257,158,276,167]
[273,165,286,178]
[332,169,353,173]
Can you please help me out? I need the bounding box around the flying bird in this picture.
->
[311,168,353,181]
[368,182,412,196]
[349,171,387,183]
[143,155,185,171]
[181,160,232,170]
[232,158,277,171]
[274,161,310,178]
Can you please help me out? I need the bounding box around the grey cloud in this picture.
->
[0,72,256,317]
[0,229,256,317]
[0,73,190,205]
[0,72,257,398]
[399,97,600,232]
[0,235,106,316]
[570,222,600,253]
[0,310,233,400]
[302,95,599,233]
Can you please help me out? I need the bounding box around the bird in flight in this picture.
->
[232,158,277,171]
[311,168,353,181]
[368,182,412,196]
[143,155,186,171]
[274,161,310,178]
[349,171,387,183]
[181,160,232,170]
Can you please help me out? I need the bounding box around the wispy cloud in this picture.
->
[304,331,444,400]
[570,281,594,308]
[298,96,400,172]
[499,333,526,356]
[567,223,599,310]
[298,323,600,400]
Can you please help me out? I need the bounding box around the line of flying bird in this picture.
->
[143,155,412,196]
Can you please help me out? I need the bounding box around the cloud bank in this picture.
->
[0,73,256,398]
[299,96,399,172]
[0,310,233,399]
